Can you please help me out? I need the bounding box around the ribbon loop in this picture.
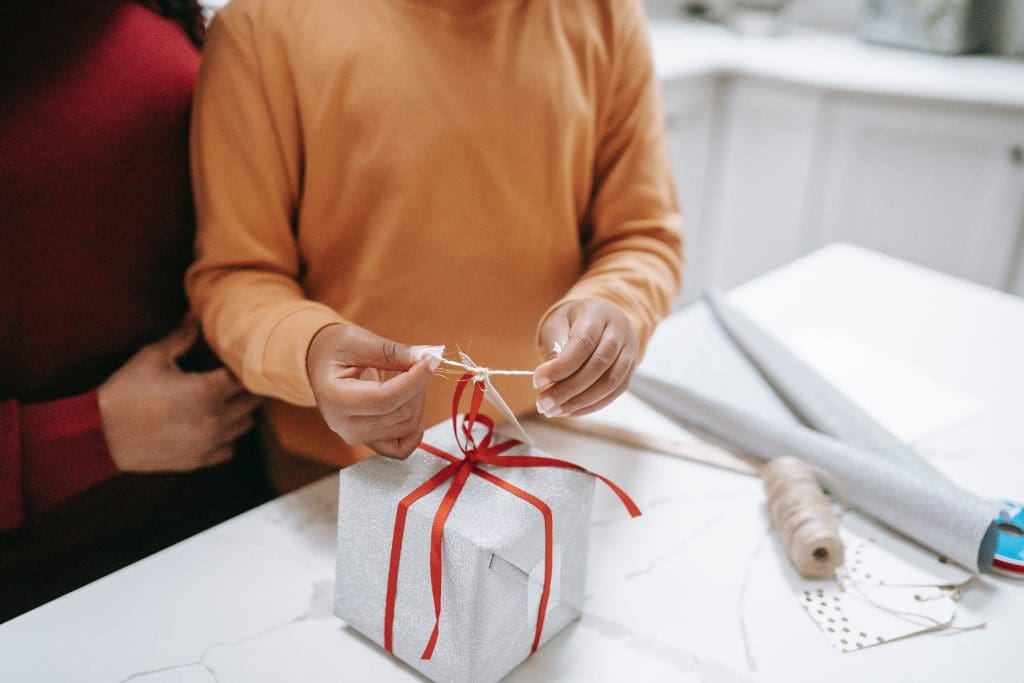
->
[382,374,641,660]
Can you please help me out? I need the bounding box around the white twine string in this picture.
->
[420,347,538,444]
[418,346,536,381]
[437,357,534,378]
[839,565,986,637]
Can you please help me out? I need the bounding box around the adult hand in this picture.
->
[98,319,260,472]
[533,298,638,418]
[306,323,440,460]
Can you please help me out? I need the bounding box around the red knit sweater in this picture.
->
[0,1,199,530]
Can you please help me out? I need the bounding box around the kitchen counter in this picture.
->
[2,244,1022,682]
[648,20,1024,110]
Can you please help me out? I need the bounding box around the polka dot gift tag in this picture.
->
[794,511,980,653]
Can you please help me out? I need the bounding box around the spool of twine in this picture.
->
[761,455,844,579]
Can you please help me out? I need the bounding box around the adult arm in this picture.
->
[0,321,260,531]
[0,392,118,531]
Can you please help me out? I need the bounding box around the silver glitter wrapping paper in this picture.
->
[705,291,933,476]
[629,373,999,572]
[334,420,595,683]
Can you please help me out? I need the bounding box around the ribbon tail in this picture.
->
[471,453,643,518]
[451,374,487,452]
[419,462,475,659]
[421,460,475,660]
[384,462,460,653]
[589,473,642,518]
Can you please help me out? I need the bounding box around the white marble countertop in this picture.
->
[649,20,1024,110]
[2,244,1022,682]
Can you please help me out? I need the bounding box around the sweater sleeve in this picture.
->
[0,392,120,531]
[540,0,684,355]
[0,400,25,530]
[185,10,345,408]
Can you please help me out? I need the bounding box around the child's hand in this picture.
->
[533,298,638,418]
[306,323,441,459]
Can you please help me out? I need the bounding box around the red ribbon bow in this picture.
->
[383,373,641,660]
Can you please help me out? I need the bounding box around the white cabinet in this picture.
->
[662,75,717,303]
[659,74,1024,297]
[806,98,1024,289]
[699,76,825,291]
[1015,237,1024,296]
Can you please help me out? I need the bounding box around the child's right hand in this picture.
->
[306,323,441,459]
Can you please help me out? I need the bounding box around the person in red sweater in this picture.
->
[0,0,270,621]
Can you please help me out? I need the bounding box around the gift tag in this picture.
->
[840,512,973,587]
[791,512,979,653]
[798,576,959,652]
[482,378,535,446]
[458,352,535,446]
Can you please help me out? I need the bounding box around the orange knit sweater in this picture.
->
[187,0,683,485]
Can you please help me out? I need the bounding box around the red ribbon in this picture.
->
[383,373,641,660]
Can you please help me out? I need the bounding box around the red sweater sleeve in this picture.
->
[0,401,25,530]
[0,392,120,531]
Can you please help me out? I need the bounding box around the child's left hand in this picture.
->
[533,298,638,418]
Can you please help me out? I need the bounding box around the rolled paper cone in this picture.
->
[628,372,1000,572]
[762,456,845,579]
[705,292,935,477]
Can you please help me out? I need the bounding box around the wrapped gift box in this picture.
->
[335,419,597,683]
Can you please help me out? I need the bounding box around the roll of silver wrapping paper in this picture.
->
[628,372,999,572]
[705,291,934,477]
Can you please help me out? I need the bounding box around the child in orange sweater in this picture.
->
[187,0,683,490]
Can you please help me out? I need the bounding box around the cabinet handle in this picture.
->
[1012,145,1024,166]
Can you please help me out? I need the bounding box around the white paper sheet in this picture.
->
[780,328,986,444]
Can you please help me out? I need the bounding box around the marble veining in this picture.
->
[119,578,335,683]
[737,538,770,673]
[624,514,727,582]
